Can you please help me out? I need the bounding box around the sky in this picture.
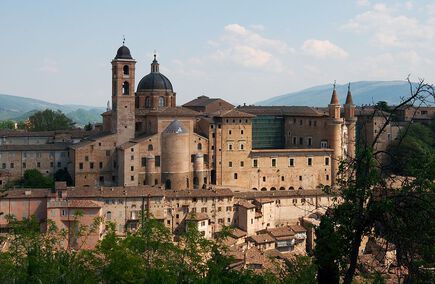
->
[1,0,435,107]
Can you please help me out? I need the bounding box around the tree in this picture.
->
[28,109,75,131]
[314,79,435,283]
[84,122,92,131]
[17,169,54,188]
[0,120,15,130]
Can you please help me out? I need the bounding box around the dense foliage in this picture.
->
[0,215,317,284]
[28,109,75,131]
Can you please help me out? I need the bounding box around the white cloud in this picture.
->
[301,39,348,59]
[38,58,59,73]
[342,3,435,49]
[209,23,293,72]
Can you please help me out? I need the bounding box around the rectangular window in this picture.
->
[99,162,103,169]
[228,161,232,167]
[252,159,258,168]
[79,163,83,170]
[307,158,312,166]
[299,137,303,145]
[141,157,147,167]
[58,162,62,168]
[240,161,244,167]
[90,162,94,169]
[228,130,232,135]
[36,162,40,168]
[299,176,302,181]
[289,158,295,167]
[293,137,297,145]
[234,173,238,179]
[228,143,233,150]
[22,162,26,169]
[130,176,134,181]
[325,157,329,166]
[308,137,312,146]
[241,129,244,135]
[106,150,110,156]
[2,163,6,169]
[271,158,277,167]
[131,166,134,171]
[50,162,54,168]
[85,156,89,162]
[326,175,330,181]
[155,156,161,167]
[201,207,207,213]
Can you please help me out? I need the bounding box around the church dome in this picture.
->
[163,120,187,134]
[137,55,173,92]
[115,45,133,60]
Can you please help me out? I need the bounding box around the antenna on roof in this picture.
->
[122,35,125,46]
[153,49,157,60]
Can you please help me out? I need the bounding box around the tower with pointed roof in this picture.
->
[111,42,136,145]
[344,83,356,159]
[328,82,342,184]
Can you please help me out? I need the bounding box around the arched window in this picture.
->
[289,186,295,190]
[298,186,303,190]
[148,144,153,151]
[123,65,129,76]
[279,187,285,191]
[122,81,129,95]
[252,187,258,191]
[145,96,151,108]
[106,211,112,220]
[261,187,267,191]
[270,187,276,191]
[159,96,165,107]
[234,173,238,179]
[197,143,202,150]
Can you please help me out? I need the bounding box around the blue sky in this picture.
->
[1,0,434,106]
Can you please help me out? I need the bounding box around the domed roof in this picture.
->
[137,55,173,92]
[163,120,188,134]
[115,45,133,60]
[137,73,173,91]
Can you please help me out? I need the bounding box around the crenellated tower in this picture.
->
[111,43,136,145]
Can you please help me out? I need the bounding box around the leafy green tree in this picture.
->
[18,169,54,188]
[0,120,15,130]
[28,109,75,131]
[84,122,93,131]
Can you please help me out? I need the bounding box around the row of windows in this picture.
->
[291,118,319,127]
[227,142,245,151]
[2,161,63,169]
[227,129,245,135]
[251,157,330,168]
[290,137,328,148]
[0,151,67,158]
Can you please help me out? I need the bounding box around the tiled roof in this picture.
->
[165,188,233,198]
[236,199,255,209]
[66,186,166,198]
[182,96,219,107]
[211,109,255,118]
[264,227,294,238]
[289,224,307,234]
[237,106,328,117]
[69,132,114,149]
[253,198,275,204]
[185,212,209,221]
[248,233,275,244]
[0,129,98,138]
[0,143,70,151]
[230,228,247,238]
[234,189,329,199]
[3,188,50,199]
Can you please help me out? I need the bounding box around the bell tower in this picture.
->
[111,42,136,145]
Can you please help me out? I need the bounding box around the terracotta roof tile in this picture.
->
[237,106,327,117]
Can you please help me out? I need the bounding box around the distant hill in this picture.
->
[257,81,419,106]
[0,94,105,125]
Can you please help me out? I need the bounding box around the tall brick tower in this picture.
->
[111,42,136,145]
[328,82,342,184]
[344,83,356,160]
